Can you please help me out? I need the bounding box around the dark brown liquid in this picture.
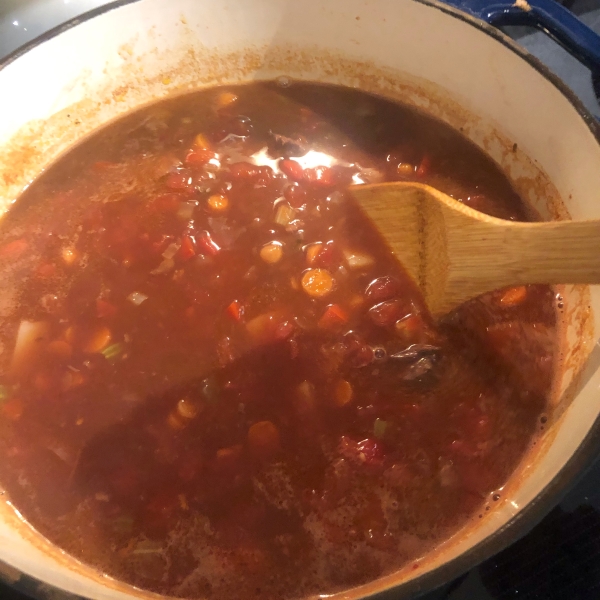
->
[0,82,556,599]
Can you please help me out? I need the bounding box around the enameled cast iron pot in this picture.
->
[1,1,600,598]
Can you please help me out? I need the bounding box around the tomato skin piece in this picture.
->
[226,300,244,322]
[96,299,117,319]
[318,304,349,330]
[178,235,196,261]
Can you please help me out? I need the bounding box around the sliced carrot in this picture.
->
[318,304,349,330]
[301,269,334,298]
[260,241,283,264]
[333,379,353,407]
[226,300,244,322]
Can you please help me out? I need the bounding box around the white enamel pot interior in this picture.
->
[1,0,600,598]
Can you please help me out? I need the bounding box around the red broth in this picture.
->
[0,82,557,599]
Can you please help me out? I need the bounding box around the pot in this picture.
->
[0,1,600,598]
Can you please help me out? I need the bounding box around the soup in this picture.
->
[0,82,557,599]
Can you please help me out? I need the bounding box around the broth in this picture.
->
[0,82,557,599]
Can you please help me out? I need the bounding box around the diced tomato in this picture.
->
[96,298,117,318]
[318,304,349,330]
[0,239,27,259]
[416,154,431,178]
[185,148,216,167]
[178,235,196,261]
[279,159,304,181]
[197,231,220,256]
[226,300,244,322]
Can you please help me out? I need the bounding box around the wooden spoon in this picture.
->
[350,181,600,318]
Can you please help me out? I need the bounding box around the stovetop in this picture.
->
[1,1,600,599]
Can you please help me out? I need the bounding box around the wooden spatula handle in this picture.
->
[446,218,600,294]
[497,220,600,285]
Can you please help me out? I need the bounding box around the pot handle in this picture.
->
[440,0,600,74]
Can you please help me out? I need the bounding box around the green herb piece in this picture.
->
[102,342,125,362]
[133,539,163,555]
[112,515,134,533]
[374,418,388,439]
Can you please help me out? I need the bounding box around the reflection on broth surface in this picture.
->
[0,82,557,599]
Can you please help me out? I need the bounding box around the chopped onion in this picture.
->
[274,203,296,227]
[127,291,148,306]
[342,248,375,270]
[177,201,196,220]
[151,257,175,275]
[10,321,50,378]
[162,243,180,260]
